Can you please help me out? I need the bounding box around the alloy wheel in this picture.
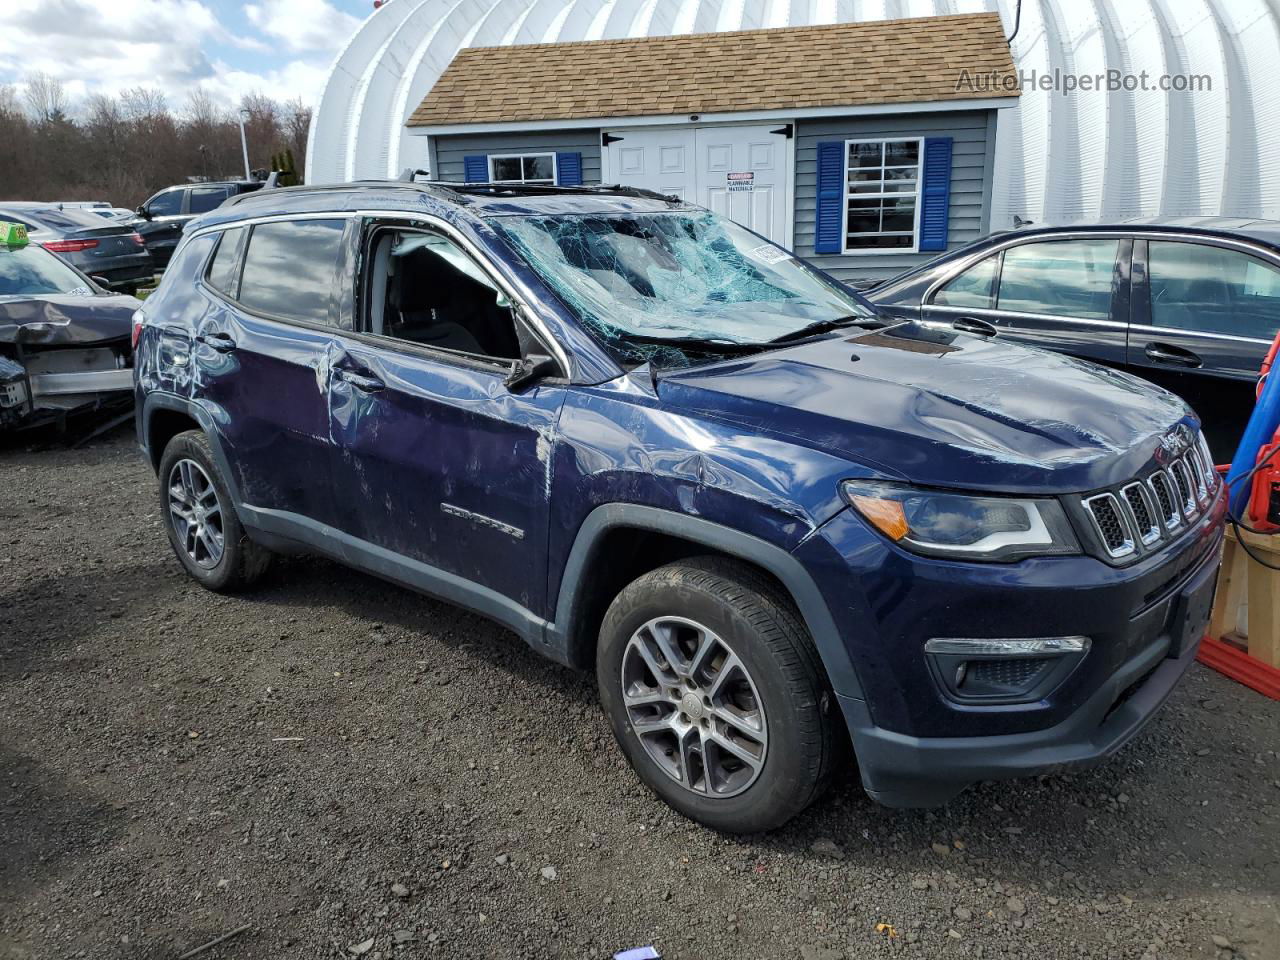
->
[167,458,225,569]
[620,616,768,798]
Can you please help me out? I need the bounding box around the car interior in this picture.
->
[364,228,522,360]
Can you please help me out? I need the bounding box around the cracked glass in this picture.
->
[492,211,873,367]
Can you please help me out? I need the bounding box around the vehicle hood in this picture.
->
[0,293,140,346]
[655,322,1193,494]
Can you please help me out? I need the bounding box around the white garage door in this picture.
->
[602,124,791,247]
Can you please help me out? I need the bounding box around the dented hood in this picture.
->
[655,322,1192,494]
[0,293,139,346]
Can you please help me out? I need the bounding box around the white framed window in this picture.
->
[489,153,557,185]
[842,138,922,254]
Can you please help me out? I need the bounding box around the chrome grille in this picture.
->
[1079,441,1218,563]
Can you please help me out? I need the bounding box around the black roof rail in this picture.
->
[221,179,682,209]
[440,181,683,204]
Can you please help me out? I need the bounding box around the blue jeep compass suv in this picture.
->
[133,180,1226,832]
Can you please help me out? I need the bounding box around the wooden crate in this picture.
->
[1199,526,1280,700]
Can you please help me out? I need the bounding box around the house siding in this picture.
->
[795,110,998,282]
[427,130,603,183]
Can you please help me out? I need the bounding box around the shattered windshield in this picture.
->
[492,211,874,366]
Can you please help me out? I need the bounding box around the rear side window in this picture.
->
[1148,241,1280,340]
[147,190,184,217]
[237,219,346,326]
[997,239,1119,320]
[934,253,999,308]
[189,186,231,214]
[206,226,247,297]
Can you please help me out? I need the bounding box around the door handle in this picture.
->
[953,316,998,337]
[336,368,384,392]
[196,331,236,353]
[1144,342,1202,368]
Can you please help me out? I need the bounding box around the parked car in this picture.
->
[865,219,1280,457]
[0,221,139,431]
[89,207,143,224]
[133,182,1225,832]
[0,202,154,295]
[134,180,264,269]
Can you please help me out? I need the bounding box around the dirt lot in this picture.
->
[1,428,1278,960]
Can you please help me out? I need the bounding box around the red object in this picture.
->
[131,312,144,351]
[42,237,99,253]
[1246,436,1280,532]
[1197,634,1280,700]
[1258,335,1280,400]
[130,232,145,246]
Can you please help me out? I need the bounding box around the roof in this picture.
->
[406,13,1017,128]
[985,217,1280,249]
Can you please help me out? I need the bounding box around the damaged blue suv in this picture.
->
[134,181,1226,832]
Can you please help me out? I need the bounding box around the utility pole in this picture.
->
[238,109,251,180]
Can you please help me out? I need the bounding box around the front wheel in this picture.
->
[597,557,836,833]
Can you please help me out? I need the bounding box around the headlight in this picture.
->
[840,480,1080,562]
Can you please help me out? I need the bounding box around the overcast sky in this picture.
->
[0,0,371,112]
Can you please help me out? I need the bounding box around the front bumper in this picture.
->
[841,542,1217,807]
[795,483,1226,808]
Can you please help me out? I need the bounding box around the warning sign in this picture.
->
[727,171,755,192]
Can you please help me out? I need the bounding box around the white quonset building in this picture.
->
[308,0,1280,280]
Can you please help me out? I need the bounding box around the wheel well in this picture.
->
[147,408,201,470]
[564,527,791,671]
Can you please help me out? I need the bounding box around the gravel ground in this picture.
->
[1,428,1278,960]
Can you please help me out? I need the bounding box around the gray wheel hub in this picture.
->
[620,616,768,798]
[168,458,225,569]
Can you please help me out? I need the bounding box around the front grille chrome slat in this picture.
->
[1120,482,1161,546]
[1147,471,1182,531]
[1083,492,1136,559]
[1169,459,1197,518]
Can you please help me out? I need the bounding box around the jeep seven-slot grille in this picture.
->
[1078,440,1218,563]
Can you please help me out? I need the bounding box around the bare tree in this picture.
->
[23,73,68,123]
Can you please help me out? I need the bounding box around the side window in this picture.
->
[147,190,184,217]
[237,219,347,327]
[1148,241,1280,340]
[996,239,1119,320]
[205,226,247,297]
[933,253,999,308]
[189,186,231,214]
[363,226,521,361]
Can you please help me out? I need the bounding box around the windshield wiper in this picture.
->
[767,314,887,344]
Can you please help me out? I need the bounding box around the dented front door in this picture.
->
[325,337,565,620]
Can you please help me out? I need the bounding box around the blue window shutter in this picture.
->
[555,152,583,186]
[463,155,488,182]
[814,141,845,254]
[918,137,954,252]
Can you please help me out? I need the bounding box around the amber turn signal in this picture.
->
[847,494,909,541]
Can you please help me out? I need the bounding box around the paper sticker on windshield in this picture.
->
[747,243,791,266]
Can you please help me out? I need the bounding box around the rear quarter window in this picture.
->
[206,227,247,297]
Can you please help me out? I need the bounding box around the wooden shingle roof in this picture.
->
[407,13,1017,128]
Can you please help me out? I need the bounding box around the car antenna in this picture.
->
[398,168,430,182]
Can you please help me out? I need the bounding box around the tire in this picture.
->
[157,430,271,592]
[597,556,835,833]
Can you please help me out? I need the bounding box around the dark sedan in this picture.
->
[0,203,154,294]
[865,218,1280,457]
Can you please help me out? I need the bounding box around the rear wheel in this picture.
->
[157,430,270,592]
[597,557,835,833]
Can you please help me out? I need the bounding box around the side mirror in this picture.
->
[136,205,151,220]
[90,275,110,290]
[504,353,559,392]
